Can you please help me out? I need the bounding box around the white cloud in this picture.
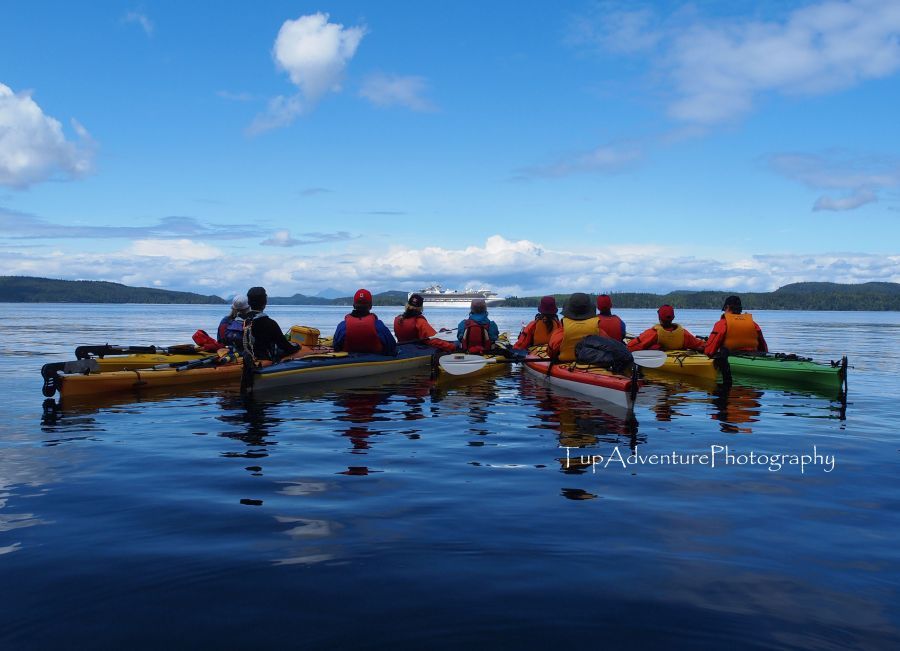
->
[250,13,365,132]
[0,83,94,188]
[516,142,643,179]
[2,235,897,297]
[359,73,436,111]
[575,1,900,125]
[123,11,154,36]
[769,151,900,211]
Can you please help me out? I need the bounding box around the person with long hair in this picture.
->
[514,296,560,349]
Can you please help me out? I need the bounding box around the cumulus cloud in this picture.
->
[0,83,95,188]
[4,235,895,297]
[260,230,355,247]
[359,73,436,111]
[250,13,365,133]
[769,151,900,211]
[573,0,900,125]
[123,11,153,36]
[515,142,643,179]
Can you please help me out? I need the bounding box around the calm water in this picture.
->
[1,304,898,649]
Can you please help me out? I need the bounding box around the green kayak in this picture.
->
[726,352,848,397]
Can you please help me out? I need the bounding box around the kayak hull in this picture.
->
[245,343,436,393]
[728,353,847,394]
[523,359,636,411]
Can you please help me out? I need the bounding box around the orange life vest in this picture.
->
[558,316,599,362]
[532,317,558,346]
[598,314,624,340]
[344,314,383,353]
[393,314,422,342]
[653,324,685,350]
[723,312,759,351]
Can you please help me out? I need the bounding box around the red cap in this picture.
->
[353,288,373,305]
[657,304,675,321]
[596,294,612,311]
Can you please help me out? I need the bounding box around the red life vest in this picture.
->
[343,314,383,353]
[598,314,624,340]
[393,315,422,342]
[462,319,492,354]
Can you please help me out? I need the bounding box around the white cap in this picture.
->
[232,295,250,312]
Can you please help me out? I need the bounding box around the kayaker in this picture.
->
[243,286,301,361]
[628,304,705,352]
[217,295,251,348]
[457,298,500,354]
[393,293,456,352]
[704,295,768,356]
[546,292,600,362]
[596,294,626,341]
[333,289,398,355]
[514,295,560,350]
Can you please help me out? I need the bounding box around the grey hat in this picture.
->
[562,292,596,320]
[232,295,250,312]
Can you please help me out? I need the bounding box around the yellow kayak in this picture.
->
[73,344,212,371]
[645,350,719,382]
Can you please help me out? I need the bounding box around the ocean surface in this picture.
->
[1,304,898,649]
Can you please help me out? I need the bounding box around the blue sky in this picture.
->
[1,0,899,297]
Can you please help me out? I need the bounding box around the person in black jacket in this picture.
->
[244,286,300,361]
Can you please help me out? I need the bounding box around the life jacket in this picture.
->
[344,313,383,353]
[598,314,624,340]
[652,323,685,350]
[393,314,423,342]
[225,318,245,349]
[192,329,221,352]
[531,316,558,346]
[462,318,492,354]
[723,312,759,351]
[558,316,600,362]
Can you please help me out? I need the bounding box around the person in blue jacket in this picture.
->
[333,289,397,355]
[457,298,500,354]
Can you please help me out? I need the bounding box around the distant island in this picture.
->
[1,276,898,310]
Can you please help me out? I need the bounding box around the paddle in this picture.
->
[438,350,668,376]
[75,343,199,359]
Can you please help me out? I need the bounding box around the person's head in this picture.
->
[231,295,250,317]
[563,292,596,320]
[657,304,675,326]
[596,294,612,314]
[247,286,267,311]
[470,298,487,315]
[406,293,424,313]
[722,295,742,314]
[538,295,557,316]
[353,288,373,313]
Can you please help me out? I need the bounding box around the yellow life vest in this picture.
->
[532,318,557,346]
[723,312,759,350]
[652,323,685,350]
[558,316,599,362]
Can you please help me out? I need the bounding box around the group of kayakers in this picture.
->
[209,286,767,364]
[512,292,767,361]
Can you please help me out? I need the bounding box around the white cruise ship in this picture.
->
[410,284,503,309]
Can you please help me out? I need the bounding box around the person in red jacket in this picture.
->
[514,296,560,349]
[628,305,705,352]
[393,293,455,352]
[596,294,626,341]
[333,289,397,355]
[704,295,767,356]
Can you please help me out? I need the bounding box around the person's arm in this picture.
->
[456,319,466,343]
[375,319,397,355]
[333,321,346,351]
[217,317,230,344]
[418,318,437,339]
[514,321,537,350]
[618,317,627,341]
[269,319,300,356]
[627,328,657,351]
[755,324,768,353]
[546,326,564,358]
[681,328,706,352]
[488,320,500,342]
[703,318,726,356]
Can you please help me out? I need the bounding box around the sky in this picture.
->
[1,0,899,298]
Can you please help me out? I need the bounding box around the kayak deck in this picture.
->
[728,352,848,395]
[523,357,638,411]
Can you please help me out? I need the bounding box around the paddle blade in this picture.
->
[438,354,490,376]
[631,350,668,368]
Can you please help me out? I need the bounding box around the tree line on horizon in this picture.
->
[2,276,899,311]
